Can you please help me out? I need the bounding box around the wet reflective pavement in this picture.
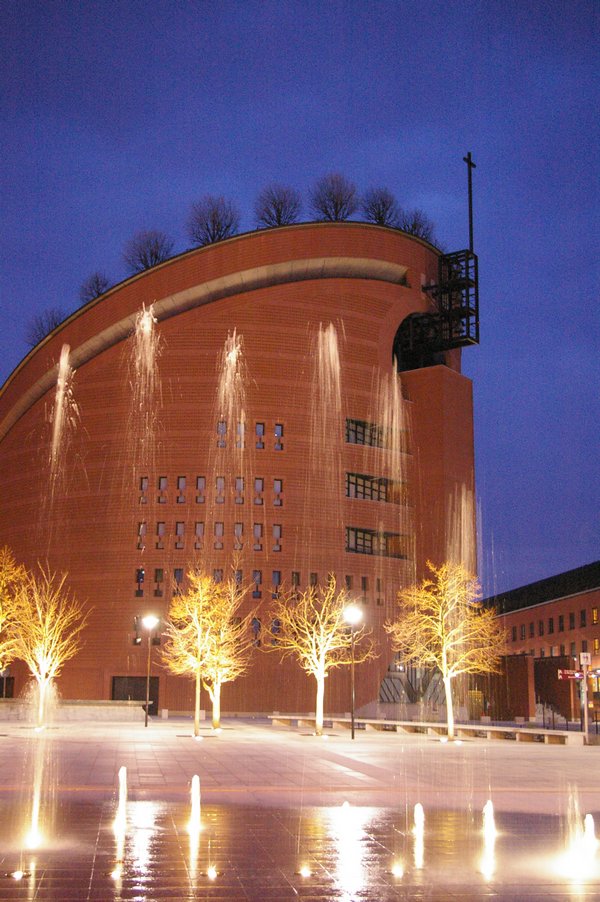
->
[0,718,599,899]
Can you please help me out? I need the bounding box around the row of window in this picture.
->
[518,638,598,659]
[346,527,408,559]
[141,471,407,507]
[134,567,386,604]
[137,520,282,552]
[142,476,284,506]
[215,421,284,451]
[511,608,597,642]
[345,418,409,451]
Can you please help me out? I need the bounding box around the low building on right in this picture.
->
[485,561,600,719]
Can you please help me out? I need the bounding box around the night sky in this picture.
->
[1,1,598,596]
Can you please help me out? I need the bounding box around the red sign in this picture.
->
[558,669,583,680]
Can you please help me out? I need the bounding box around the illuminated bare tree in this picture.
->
[385,561,507,739]
[0,547,26,679]
[254,183,302,228]
[79,271,110,305]
[186,195,240,246]
[266,577,375,735]
[25,307,67,348]
[162,571,255,733]
[123,229,174,274]
[10,568,88,725]
[361,186,401,227]
[309,172,358,222]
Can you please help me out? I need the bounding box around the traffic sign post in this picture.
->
[580,652,592,743]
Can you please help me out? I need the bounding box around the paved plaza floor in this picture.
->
[0,716,599,899]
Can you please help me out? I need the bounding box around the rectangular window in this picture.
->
[236,421,245,449]
[291,571,300,587]
[520,624,526,640]
[548,617,554,634]
[196,476,206,504]
[158,476,167,502]
[255,422,265,449]
[569,612,575,630]
[273,478,283,506]
[272,570,281,598]
[594,638,600,654]
[272,524,282,551]
[254,478,264,505]
[253,523,263,551]
[538,620,544,637]
[137,521,147,549]
[139,476,149,504]
[310,572,318,586]
[345,472,404,504]
[361,576,368,593]
[593,608,599,625]
[216,476,225,503]
[235,476,244,504]
[558,614,564,632]
[529,622,534,638]
[345,418,385,447]
[511,626,517,642]
[173,568,183,591]
[275,423,284,450]
[345,575,353,590]
[194,521,204,549]
[156,521,165,549]
[217,420,227,447]
[582,639,588,653]
[234,569,243,584]
[560,644,565,656]
[234,522,243,550]
[214,522,224,550]
[570,641,577,656]
[214,568,223,583]
[154,568,163,597]
[346,526,407,559]
[177,476,186,503]
[252,570,262,598]
[540,648,545,658]
[581,610,587,628]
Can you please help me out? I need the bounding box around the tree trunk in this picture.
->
[315,673,325,736]
[211,682,221,729]
[37,678,46,727]
[443,675,455,740]
[194,667,201,737]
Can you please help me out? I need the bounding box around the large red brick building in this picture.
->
[0,222,477,715]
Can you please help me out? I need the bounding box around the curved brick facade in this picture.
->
[0,222,475,715]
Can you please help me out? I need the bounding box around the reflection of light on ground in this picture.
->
[112,766,127,881]
[413,803,424,869]
[188,775,202,878]
[479,800,497,880]
[129,801,160,875]
[391,860,404,878]
[325,802,375,899]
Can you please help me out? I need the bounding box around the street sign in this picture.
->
[580,652,592,665]
[557,669,583,680]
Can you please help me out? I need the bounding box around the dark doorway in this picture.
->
[0,676,14,698]
[112,676,159,717]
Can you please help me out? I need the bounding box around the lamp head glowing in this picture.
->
[142,614,159,631]
[343,604,363,627]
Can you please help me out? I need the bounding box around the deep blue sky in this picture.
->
[1,1,598,595]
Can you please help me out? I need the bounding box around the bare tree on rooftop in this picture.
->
[186,195,240,247]
[25,308,67,348]
[122,229,174,274]
[309,172,358,221]
[79,271,110,306]
[385,561,507,740]
[361,186,401,227]
[399,208,437,243]
[254,183,302,228]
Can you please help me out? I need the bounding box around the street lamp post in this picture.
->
[142,614,159,728]
[344,604,363,740]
